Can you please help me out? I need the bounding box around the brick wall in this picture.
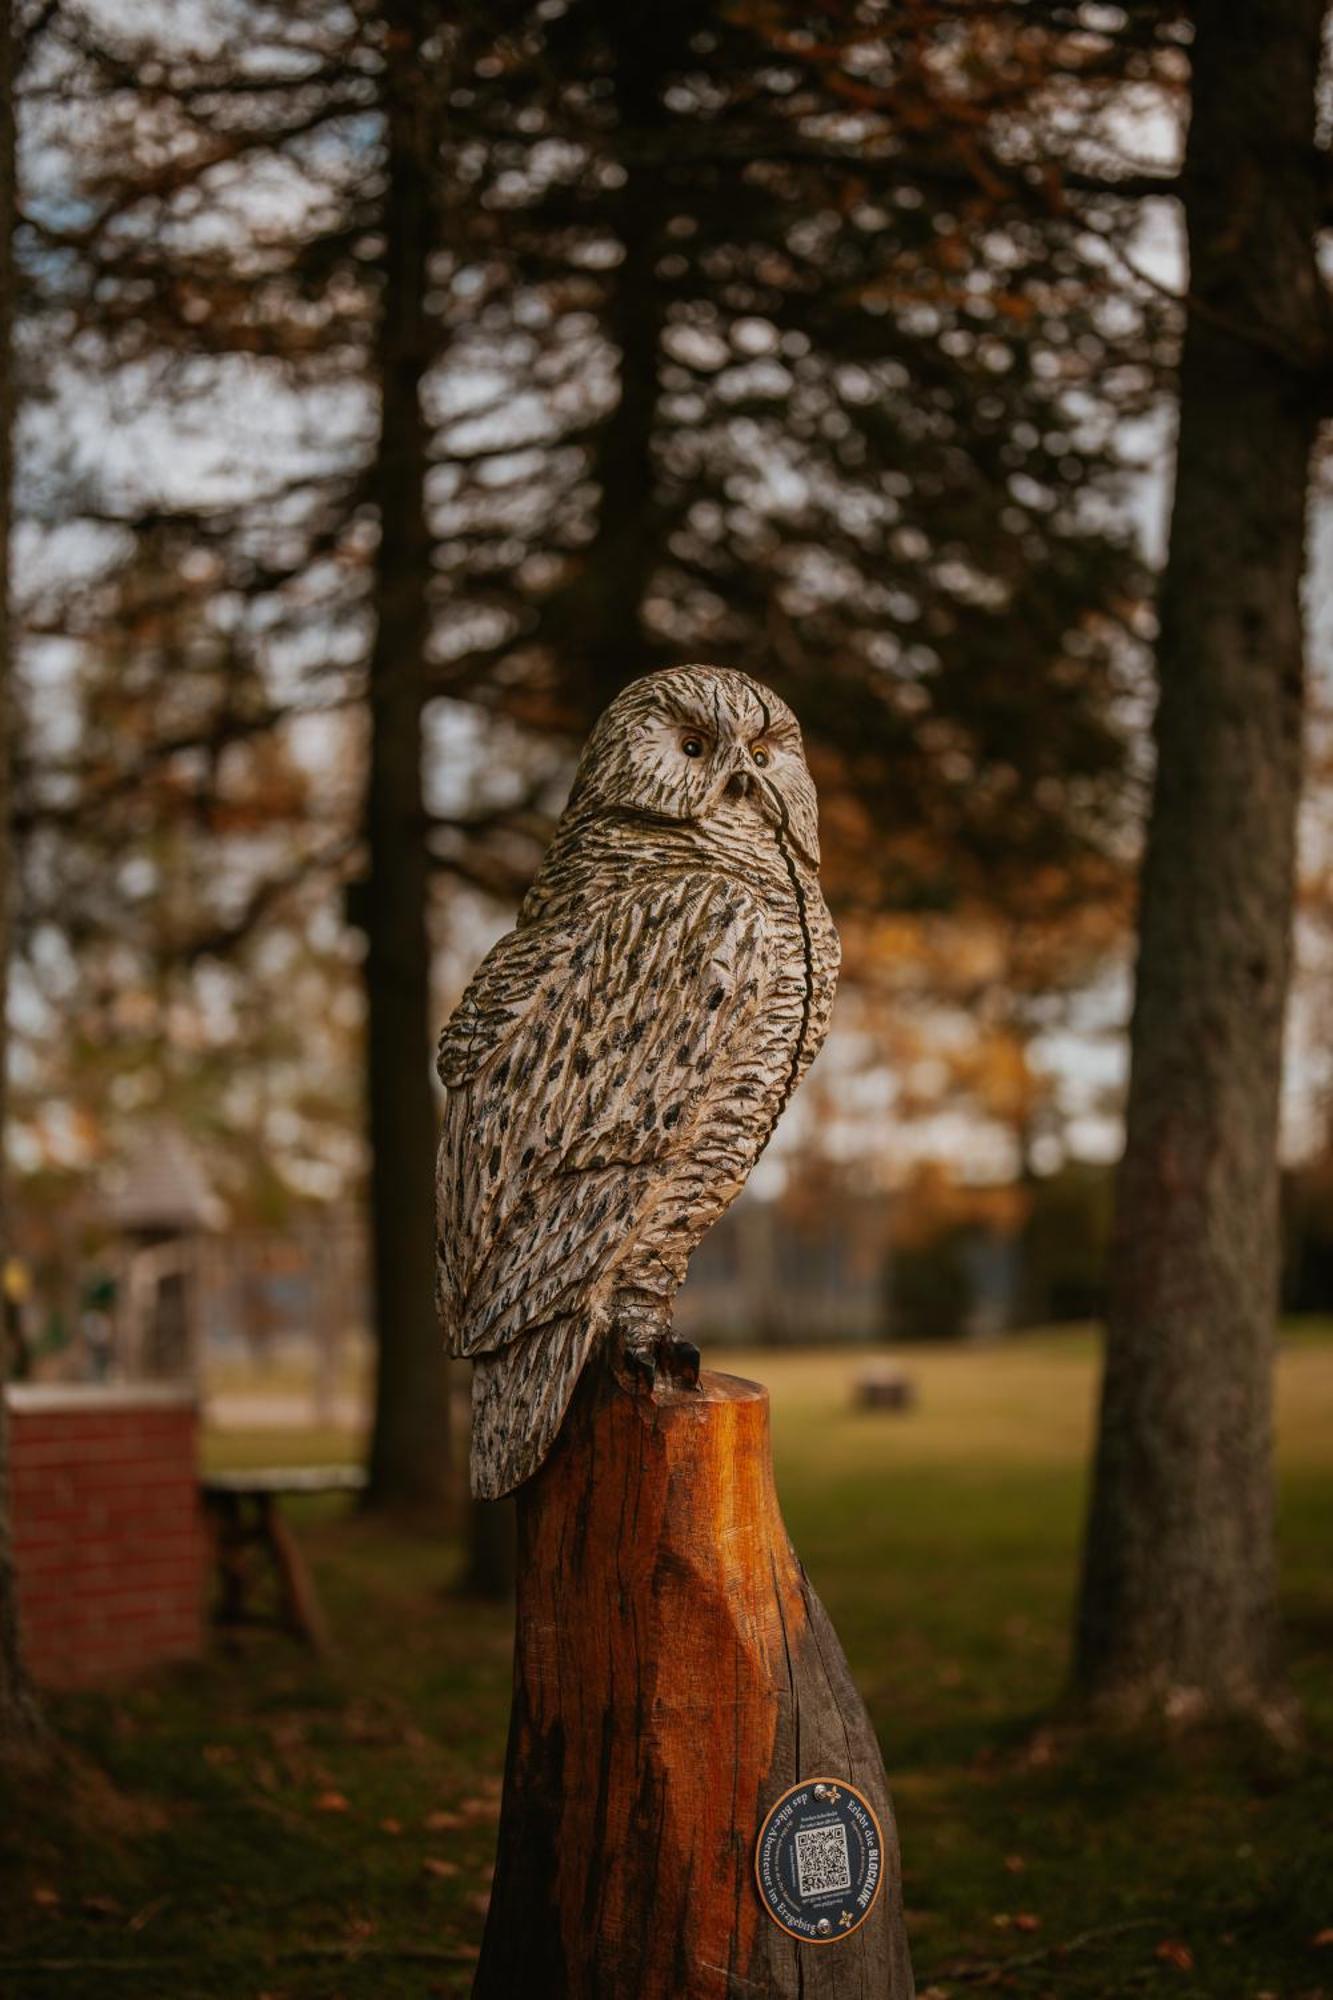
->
[7,1385,206,1687]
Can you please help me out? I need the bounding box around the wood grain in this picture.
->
[473,1361,915,1999]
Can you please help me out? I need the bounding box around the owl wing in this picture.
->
[435,871,772,1363]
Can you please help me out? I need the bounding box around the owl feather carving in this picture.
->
[435,664,839,1498]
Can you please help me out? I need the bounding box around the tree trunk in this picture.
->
[475,1361,914,2000]
[1074,0,1326,1723]
[363,0,452,1511]
[549,2,679,721]
[0,0,44,1758]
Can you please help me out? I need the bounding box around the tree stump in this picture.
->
[474,1361,914,1999]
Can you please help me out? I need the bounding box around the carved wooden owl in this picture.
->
[435,664,840,1498]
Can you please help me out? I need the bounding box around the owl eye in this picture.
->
[751,744,771,769]
[680,733,706,758]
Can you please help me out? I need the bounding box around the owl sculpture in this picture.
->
[435,664,840,1498]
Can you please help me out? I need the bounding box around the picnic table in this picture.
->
[200,1464,366,1653]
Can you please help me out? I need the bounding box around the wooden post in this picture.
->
[475,1362,914,1999]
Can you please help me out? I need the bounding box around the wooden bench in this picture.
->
[200,1465,366,1654]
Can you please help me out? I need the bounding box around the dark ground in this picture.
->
[2,1331,1330,1998]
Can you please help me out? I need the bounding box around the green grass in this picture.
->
[3,1329,1331,1998]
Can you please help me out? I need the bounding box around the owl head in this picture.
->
[567,664,821,869]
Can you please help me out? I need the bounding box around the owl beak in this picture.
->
[724,768,756,802]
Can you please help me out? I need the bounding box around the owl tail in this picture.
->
[468,1312,603,1500]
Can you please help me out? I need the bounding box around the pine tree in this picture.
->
[19,0,1177,1523]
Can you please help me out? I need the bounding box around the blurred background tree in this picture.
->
[1076,0,1329,1727]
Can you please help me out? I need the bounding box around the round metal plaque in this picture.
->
[754,1777,884,1944]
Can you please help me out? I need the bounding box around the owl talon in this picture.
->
[663,1337,701,1389]
[621,1342,658,1393]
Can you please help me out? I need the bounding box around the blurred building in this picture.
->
[676,1190,890,1345]
[103,1122,226,1382]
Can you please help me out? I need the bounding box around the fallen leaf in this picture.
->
[1004,1855,1026,1874]
[313,1790,350,1814]
[127,1897,169,1934]
[460,1797,499,1821]
[1313,1930,1333,1949]
[423,1858,460,1879]
[1013,1913,1041,1933]
[31,1886,59,1909]
[467,1890,491,1917]
[379,1817,403,1836]
[1155,1939,1194,1973]
[424,1809,466,1832]
[1024,1731,1057,1768]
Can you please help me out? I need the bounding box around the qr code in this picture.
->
[794,1822,852,1899]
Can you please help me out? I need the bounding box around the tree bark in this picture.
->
[0,0,44,1757]
[363,0,452,1510]
[548,2,682,721]
[1074,0,1326,1723]
[475,1361,914,2000]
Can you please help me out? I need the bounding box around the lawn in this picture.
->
[2,1329,1330,1999]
